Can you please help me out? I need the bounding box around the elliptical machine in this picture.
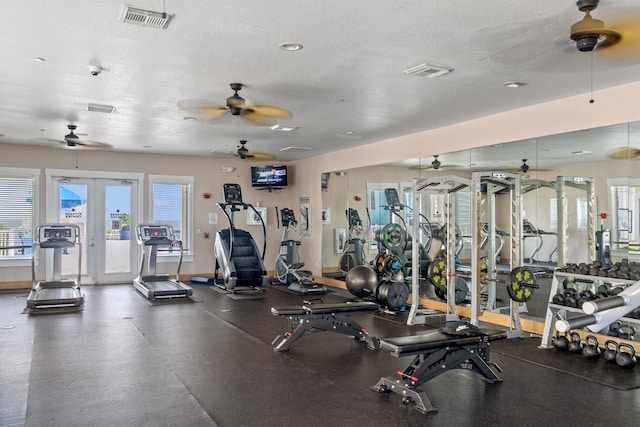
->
[338,208,369,274]
[273,207,326,294]
[214,184,269,293]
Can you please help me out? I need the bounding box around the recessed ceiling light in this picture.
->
[279,42,303,51]
[35,57,45,62]
[183,116,196,121]
[343,131,355,135]
[270,124,297,131]
[504,81,524,88]
[572,150,592,155]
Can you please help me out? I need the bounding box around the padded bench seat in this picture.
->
[373,324,507,414]
[381,328,507,356]
[271,301,380,351]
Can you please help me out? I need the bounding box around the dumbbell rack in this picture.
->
[539,271,640,349]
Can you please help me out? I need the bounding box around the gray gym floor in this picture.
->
[1,283,639,427]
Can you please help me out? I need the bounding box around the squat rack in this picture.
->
[408,175,471,325]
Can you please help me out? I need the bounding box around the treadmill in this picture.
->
[26,223,84,312]
[133,224,193,300]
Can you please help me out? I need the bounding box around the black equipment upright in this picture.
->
[214,183,269,293]
[338,208,369,274]
[133,224,193,300]
[274,207,326,294]
[26,223,84,312]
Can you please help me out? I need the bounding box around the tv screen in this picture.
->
[251,165,288,187]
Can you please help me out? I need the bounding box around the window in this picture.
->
[0,168,39,264]
[148,175,194,255]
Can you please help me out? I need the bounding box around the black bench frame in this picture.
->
[271,301,380,351]
[373,329,506,413]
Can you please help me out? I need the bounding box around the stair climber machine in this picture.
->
[133,224,193,300]
[338,208,370,275]
[26,223,84,312]
[273,207,326,294]
[214,183,269,293]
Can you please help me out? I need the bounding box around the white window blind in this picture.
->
[0,168,38,258]
[149,175,193,253]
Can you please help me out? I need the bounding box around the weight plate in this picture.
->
[508,266,538,303]
[433,283,447,301]
[454,276,469,305]
[380,223,406,250]
[427,257,447,288]
[377,280,409,310]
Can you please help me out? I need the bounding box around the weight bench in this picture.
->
[271,301,380,351]
[373,326,507,413]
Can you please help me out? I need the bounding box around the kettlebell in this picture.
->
[617,325,636,340]
[615,343,637,369]
[603,340,618,363]
[568,331,583,353]
[582,335,600,360]
[554,330,569,351]
[609,321,622,337]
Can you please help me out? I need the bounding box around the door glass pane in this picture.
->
[59,183,87,276]
[105,184,131,274]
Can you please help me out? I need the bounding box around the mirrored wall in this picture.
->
[321,121,640,330]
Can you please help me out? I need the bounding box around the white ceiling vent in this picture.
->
[119,5,174,29]
[403,63,452,78]
[87,103,116,114]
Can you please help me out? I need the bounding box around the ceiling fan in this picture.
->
[178,83,292,125]
[569,0,639,58]
[214,140,276,161]
[37,124,112,149]
[409,155,467,170]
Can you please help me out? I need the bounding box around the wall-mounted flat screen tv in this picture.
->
[251,165,288,188]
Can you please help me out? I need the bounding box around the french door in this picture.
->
[46,170,143,284]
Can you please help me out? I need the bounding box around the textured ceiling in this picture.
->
[0,1,638,163]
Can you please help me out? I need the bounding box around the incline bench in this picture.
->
[271,301,380,351]
[373,326,507,413]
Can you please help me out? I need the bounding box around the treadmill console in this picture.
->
[41,226,75,241]
[223,183,244,205]
[280,208,297,228]
[138,224,174,242]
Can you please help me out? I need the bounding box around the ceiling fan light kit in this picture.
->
[570,0,621,52]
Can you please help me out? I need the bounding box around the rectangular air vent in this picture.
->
[119,5,174,29]
[403,63,452,78]
[87,103,116,114]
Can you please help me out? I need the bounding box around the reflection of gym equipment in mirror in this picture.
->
[26,223,84,312]
[273,207,326,294]
[214,183,269,293]
[338,208,369,274]
[133,224,193,300]
[408,175,472,324]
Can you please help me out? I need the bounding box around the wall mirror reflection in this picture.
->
[321,121,640,342]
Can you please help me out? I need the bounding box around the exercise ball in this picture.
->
[345,265,378,298]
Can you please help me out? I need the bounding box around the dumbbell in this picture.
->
[577,290,595,309]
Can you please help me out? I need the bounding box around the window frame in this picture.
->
[148,174,194,261]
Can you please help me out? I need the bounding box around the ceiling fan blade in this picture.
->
[244,104,292,118]
[408,164,467,170]
[76,140,113,149]
[240,111,272,126]
[608,147,640,159]
[247,152,276,161]
[597,17,640,59]
[177,99,229,119]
